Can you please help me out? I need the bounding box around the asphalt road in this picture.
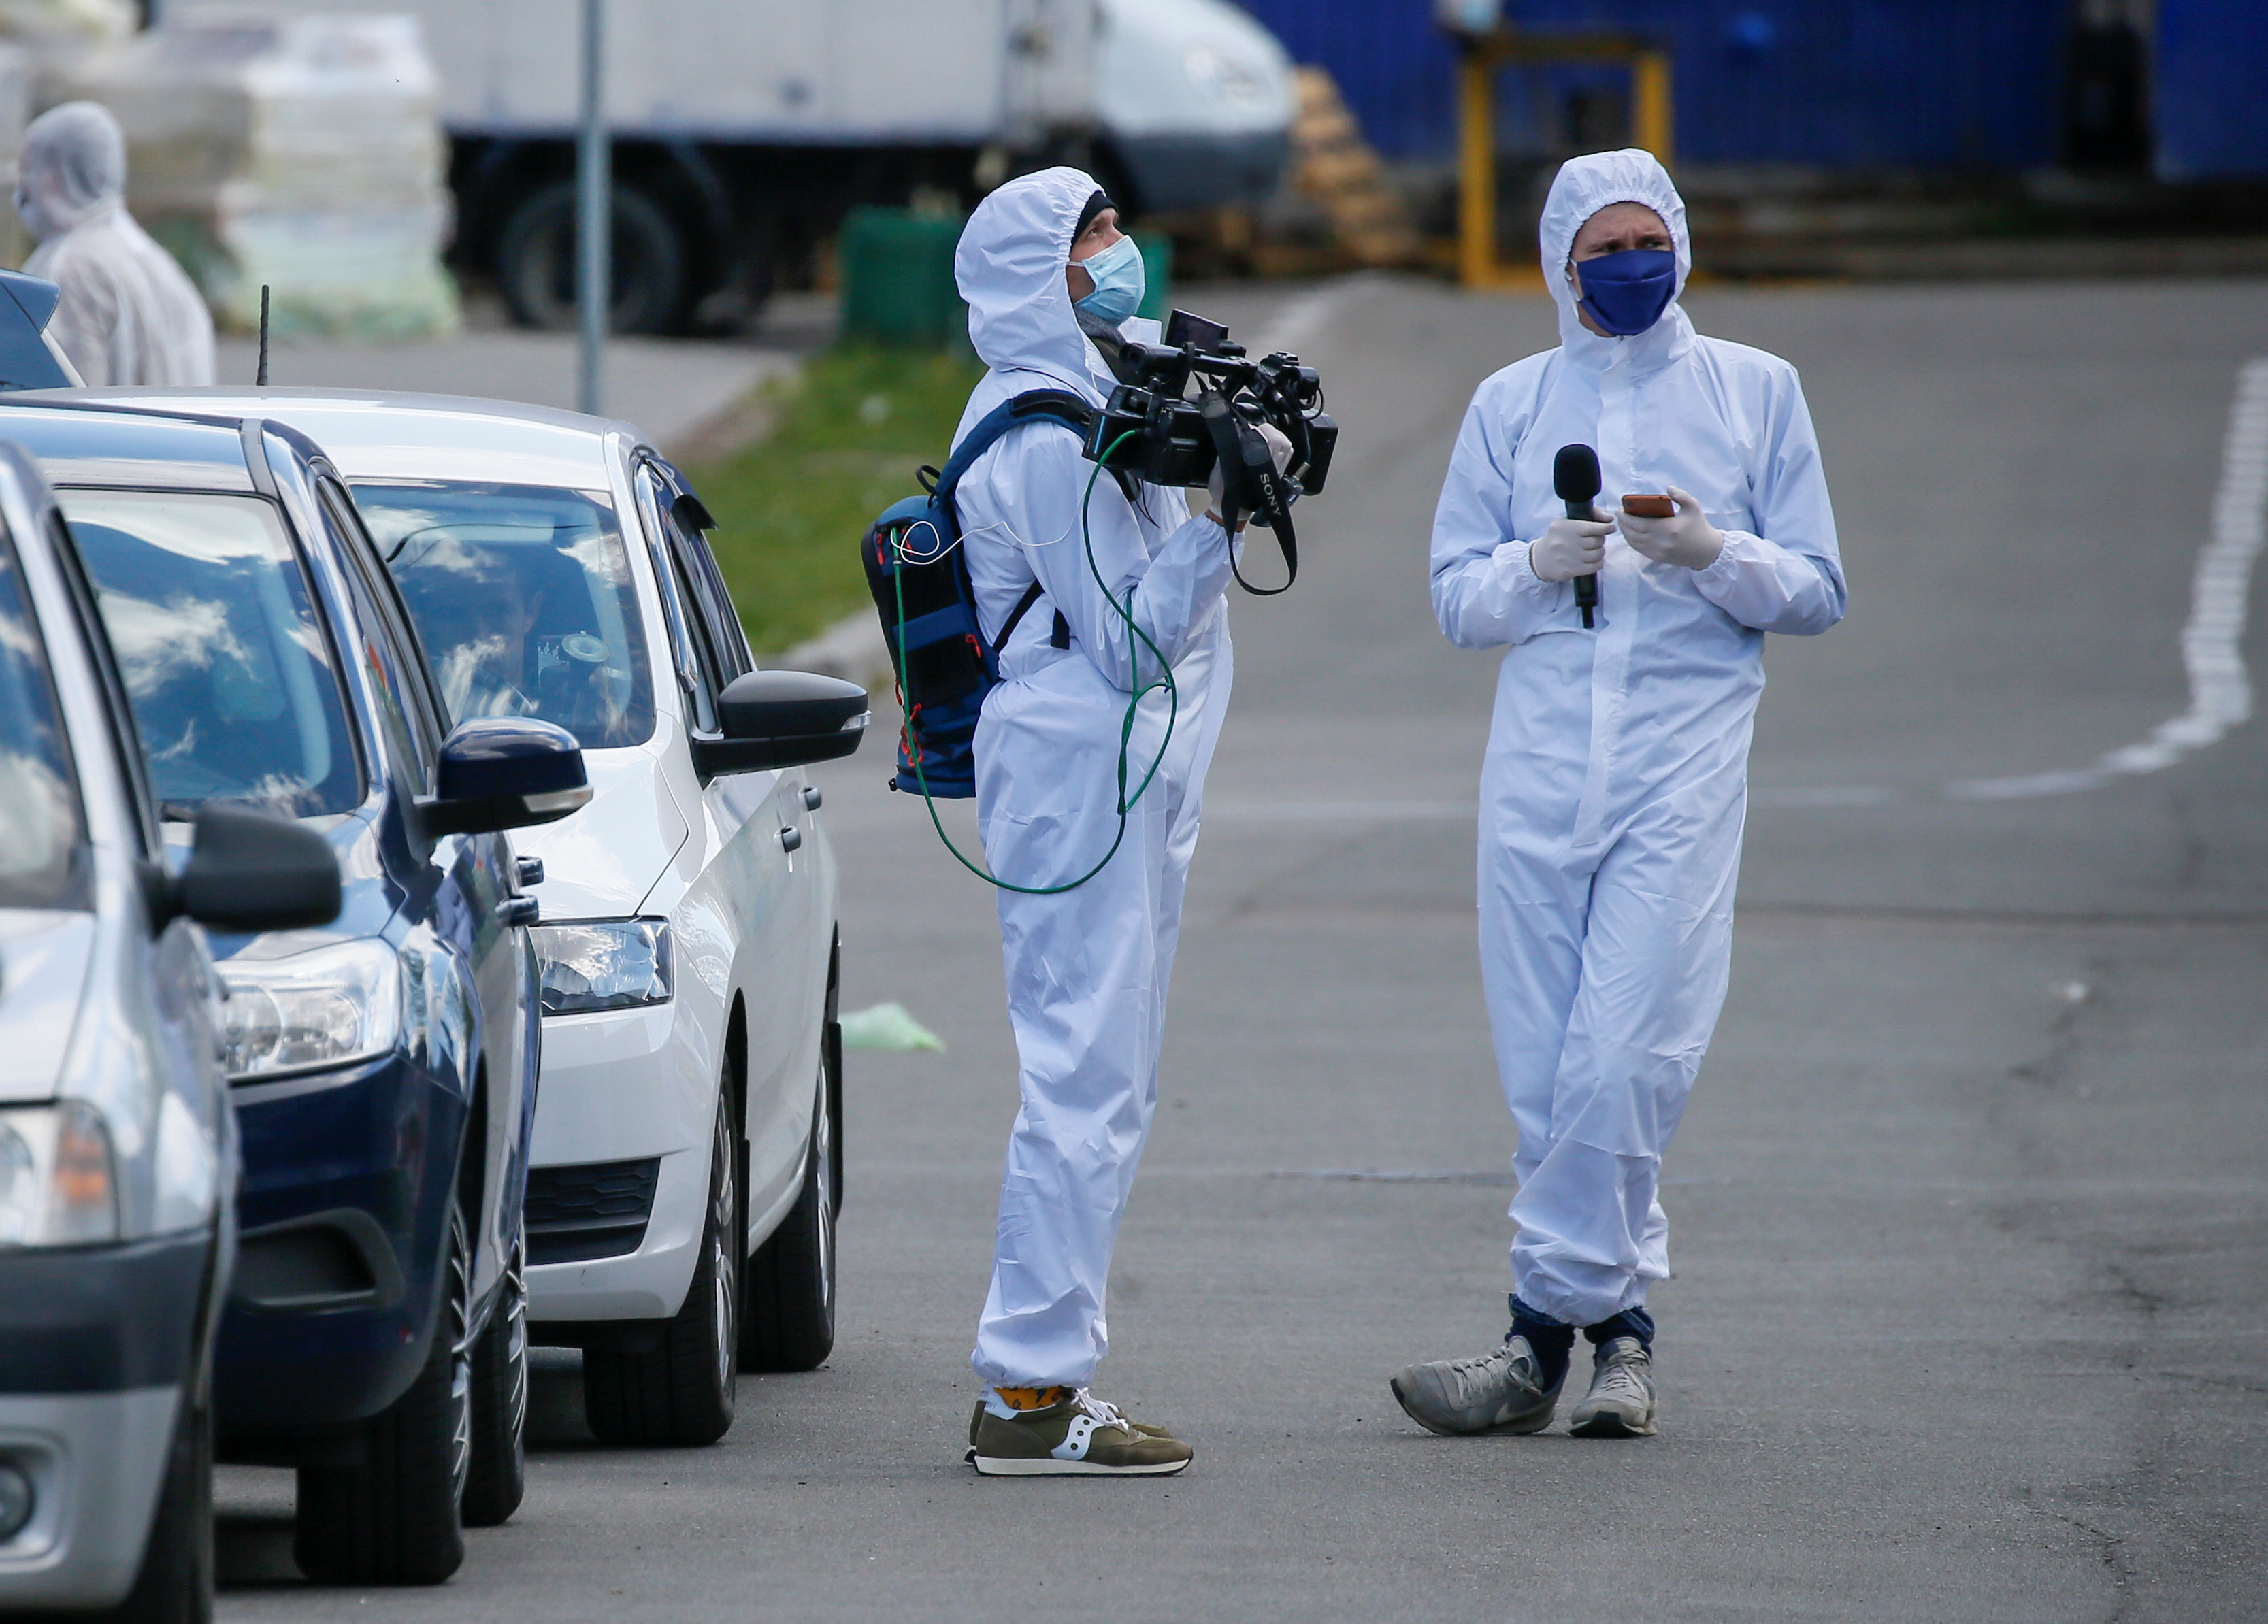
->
[217,274,2268,1621]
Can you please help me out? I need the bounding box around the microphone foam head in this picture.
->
[1553,443,1601,504]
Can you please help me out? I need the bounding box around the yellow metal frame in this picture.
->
[1456,31,1675,291]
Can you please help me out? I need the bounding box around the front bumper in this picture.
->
[525,1000,707,1327]
[218,1052,463,1451]
[0,1231,206,1609]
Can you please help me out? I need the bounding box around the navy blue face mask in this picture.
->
[1573,247,1677,336]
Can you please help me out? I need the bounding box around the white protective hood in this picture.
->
[1538,148,1696,376]
[955,165,1114,408]
[16,101,125,243]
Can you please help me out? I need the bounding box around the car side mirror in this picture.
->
[690,669,869,780]
[420,717,591,837]
[165,802,342,934]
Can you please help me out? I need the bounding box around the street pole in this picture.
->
[576,0,607,416]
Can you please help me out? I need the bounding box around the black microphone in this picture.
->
[1551,443,1602,629]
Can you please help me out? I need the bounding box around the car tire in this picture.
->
[495,180,690,335]
[98,1386,212,1623]
[740,1063,836,1373]
[582,1098,740,1446]
[823,941,844,1219]
[461,1236,527,1527]
[293,1201,472,1586]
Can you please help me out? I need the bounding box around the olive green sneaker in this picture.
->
[966,1389,1192,1476]
[966,1399,1176,1451]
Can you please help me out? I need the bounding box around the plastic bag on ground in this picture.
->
[838,1002,944,1053]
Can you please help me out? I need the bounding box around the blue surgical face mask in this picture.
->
[1573,247,1677,337]
[1073,233,1145,326]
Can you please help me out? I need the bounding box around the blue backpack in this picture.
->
[861,388,1094,797]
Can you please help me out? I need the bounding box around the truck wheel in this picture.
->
[740,1064,836,1372]
[100,1389,212,1623]
[461,1237,527,1526]
[496,180,689,335]
[294,1202,472,1586]
[582,1097,740,1446]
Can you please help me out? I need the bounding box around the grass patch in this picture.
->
[684,344,983,655]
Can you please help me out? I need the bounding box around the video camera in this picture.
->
[1082,310,1337,593]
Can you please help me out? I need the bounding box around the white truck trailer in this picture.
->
[228,0,1296,332]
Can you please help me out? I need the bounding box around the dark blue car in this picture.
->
[0,401,589,1585]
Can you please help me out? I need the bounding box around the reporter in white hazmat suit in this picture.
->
[951,169,1283,1476]
[1390,150,1845,1442]
[16,101,214,387]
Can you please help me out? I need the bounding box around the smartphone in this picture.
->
[1621,494,1675,518]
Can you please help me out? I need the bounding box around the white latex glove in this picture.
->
[1617,485,1724,570]
[1206,422,1294,523]
[1527,507,1613,583]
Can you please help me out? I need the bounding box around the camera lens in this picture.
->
[0,1461,35,1540]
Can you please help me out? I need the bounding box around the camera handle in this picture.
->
[1198,388,1298,597]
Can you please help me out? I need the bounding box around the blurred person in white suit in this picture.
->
[17,101,214,386]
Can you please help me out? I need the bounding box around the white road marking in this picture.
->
[1950,357,2268,797]
[1773,356,2268,807]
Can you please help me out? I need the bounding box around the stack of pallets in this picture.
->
[1285,66,1421,270]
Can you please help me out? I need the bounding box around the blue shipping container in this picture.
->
[2155,0,2268,180]
[1233,0,2066,170]
[1235,0,1459,161]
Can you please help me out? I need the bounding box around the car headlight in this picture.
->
[531,919,672,1016]
[220,938,402,1080]
[0,1101,119,1247]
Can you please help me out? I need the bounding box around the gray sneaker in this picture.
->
[1390,1336,1562,1436]
[1568,1337,1656,1438]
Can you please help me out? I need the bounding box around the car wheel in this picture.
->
[495,179,690,335]
[461,1235,527,1526]
[740,1064,836,1372]
[294,1200,471,1586]
[99,1385,212,1623]
[582,1097,740,1446]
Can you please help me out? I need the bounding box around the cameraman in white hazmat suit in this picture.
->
[950,167,1286,1476]
[16,101,214,387]
[1392,150,1845,1440]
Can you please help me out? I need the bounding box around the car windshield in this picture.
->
[0,527,86,909]
[62,489,361,818]
[352,481,654,750]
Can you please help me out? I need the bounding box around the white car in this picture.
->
[64,387,866,1447]
[0,437,338,1615]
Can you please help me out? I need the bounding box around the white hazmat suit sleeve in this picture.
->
[1430,374,1571,650]
[960,427,1236,690]
[1687,369,1845,635]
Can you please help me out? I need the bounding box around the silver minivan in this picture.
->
[0,442,338,1621]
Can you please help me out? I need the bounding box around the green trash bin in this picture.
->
[840,207,966,347]
[1136,233,1172,322]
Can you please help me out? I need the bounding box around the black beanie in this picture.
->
[1074,189,1115,241]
